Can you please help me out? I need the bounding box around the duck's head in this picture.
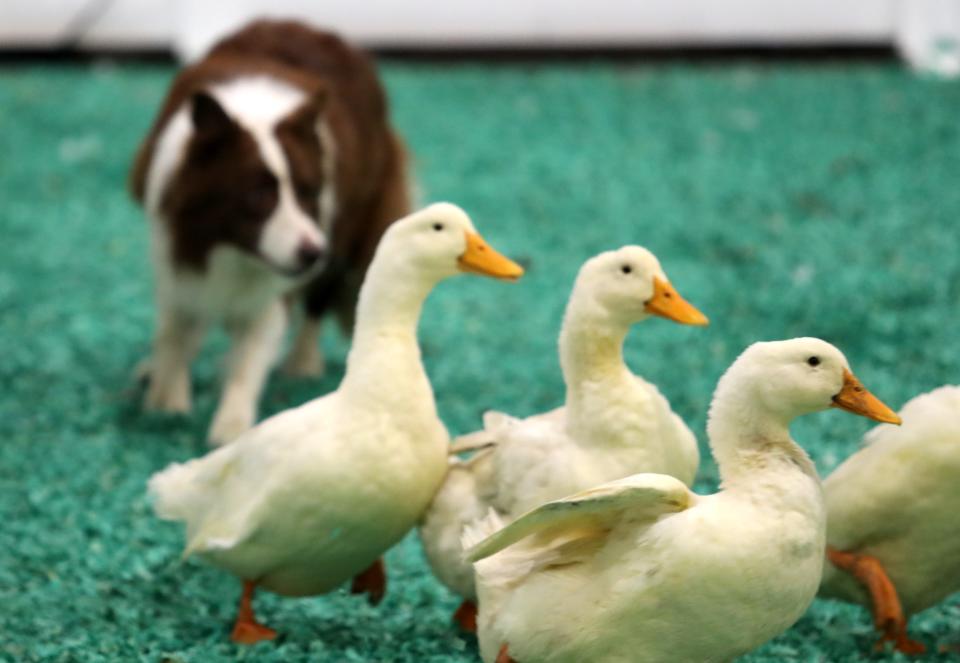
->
[570,246,708,327]
[732,338,901,425]
[379,202,524,283]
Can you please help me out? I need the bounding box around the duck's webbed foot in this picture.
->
[230,580,278,644]
[453,599,478,632]
[826,547,926,655]
[877,628,927,655]
[350,557,387,606]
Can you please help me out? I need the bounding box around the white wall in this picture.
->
[174,0,897,58]
[0,0,171,47]
[1,0,958,75]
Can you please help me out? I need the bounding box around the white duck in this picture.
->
[463,338,901,663]
[819,385,960,655]
[420,246,707,630]
[148,203,523,644]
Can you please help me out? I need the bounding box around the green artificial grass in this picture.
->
[1,55,959,662]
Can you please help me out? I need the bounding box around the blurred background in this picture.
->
[2,2,960,662]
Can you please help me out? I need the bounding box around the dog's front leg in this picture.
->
[144,308,206,413]
[283,314,325,377]
[208,299,287,446]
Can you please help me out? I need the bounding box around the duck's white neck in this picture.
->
[707,375,818,490]
[340,257,436,407]
[560,313,630,385]
[559,301,636,430]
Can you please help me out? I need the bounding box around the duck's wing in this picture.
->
[464,472,694,564]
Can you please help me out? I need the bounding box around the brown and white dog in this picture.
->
[131,20,409,445]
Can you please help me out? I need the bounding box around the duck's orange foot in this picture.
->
[231,620,278,645]
[496,644,518,663]
[230,579,277,645]
[350,557,387,606]
[827,547,924,656]
[452,599,477,632]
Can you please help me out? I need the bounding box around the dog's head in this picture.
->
[162,88,329,277]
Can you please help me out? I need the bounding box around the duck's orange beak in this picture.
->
[644,277,709,326]
[458,232,524,281]
[831,369,901,425]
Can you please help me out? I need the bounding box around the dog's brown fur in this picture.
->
[131,20,410,443]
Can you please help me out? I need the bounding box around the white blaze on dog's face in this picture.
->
[161,77,332,277]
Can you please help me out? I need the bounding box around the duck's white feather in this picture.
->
[461,508,506,553]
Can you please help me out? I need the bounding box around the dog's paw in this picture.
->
[133,358,153,385]
[282,342,325,378]
[144,375,191,414]
[208,406,254,446]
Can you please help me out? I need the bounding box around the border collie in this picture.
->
[131,20,409,444]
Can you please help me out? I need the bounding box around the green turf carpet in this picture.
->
[1,56,959,662]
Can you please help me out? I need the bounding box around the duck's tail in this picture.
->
[449,410,520,456]
[461,508,505,553]
[148,458,209,522]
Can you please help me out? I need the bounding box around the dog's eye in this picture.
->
[432,223,444,232]
[246,179,278,212]
[621,265,632,274]
[807,356,820,367]
[295,181,319,201]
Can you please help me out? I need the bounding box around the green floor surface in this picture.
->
[1,57,958,661]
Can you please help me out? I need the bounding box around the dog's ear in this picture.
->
[190,91,235,137]
[302,86,329,120]
[286,87,328,134]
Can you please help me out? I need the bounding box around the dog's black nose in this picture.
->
[297,241,325,268]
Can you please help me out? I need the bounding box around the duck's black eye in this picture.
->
[621,265,632,274]
[807,356,821,367]
[432,222,444,232]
